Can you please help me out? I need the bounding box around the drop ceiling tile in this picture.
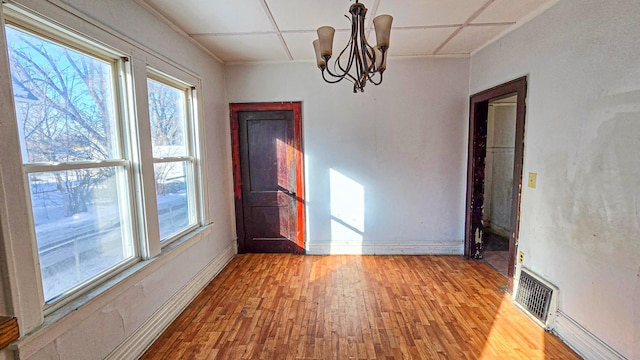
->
[438,24,510,54]
[473,0,556,24]
[377,0,487,27]
[282,31,353,61]
[266,0,364,31]
[388,27,457,56]
[141,0,558,63]
[195,34,289,62]
[146,0,274,34]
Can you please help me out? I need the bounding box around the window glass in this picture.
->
[6,24,135,303]
[6,26,118,163]
[147,77,198,242]
[28,169,133,300]
[147,78,188,158]
[154,161,195,239]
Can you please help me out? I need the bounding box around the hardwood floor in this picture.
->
[141,255,580,359]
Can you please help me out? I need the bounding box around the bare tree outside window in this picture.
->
[5,17,201,305]
[6,25,135,302]
[8,26,117,216]
[148,79,186,157]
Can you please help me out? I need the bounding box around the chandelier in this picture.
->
[312,0,393,93]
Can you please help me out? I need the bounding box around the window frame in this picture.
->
[145,71,202,245]
[1,3,209,326]
[4,17,142,313]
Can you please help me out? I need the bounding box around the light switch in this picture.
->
[528,172,537,188]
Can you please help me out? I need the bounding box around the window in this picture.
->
[5,25,137,303]
[147,76,199,241]
[4,9,205,311]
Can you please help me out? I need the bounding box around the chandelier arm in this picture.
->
[359,14,374,73]
[367,47,388,83]
[367,71,383,85]
[353,44,363,88]
[323,65,356,83]
[323,53,359,85]
[336,13,358,74]
[360,45,377,85]
[356,12,366,88]
[321,69,351,84]
[360,47,383,87]
[365,47,375,73]
[357,57,368,89]
[324,44,358,84]
[334,40,354,75]
[358,45,376,89]
[328,29,359,84]
[323,68,358,89]
[359,7,378,88]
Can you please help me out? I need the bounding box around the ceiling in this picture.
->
[138,0,557,63]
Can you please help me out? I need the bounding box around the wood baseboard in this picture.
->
[0,317,19,351]
[306,240,464,255]
[553,311,627,360]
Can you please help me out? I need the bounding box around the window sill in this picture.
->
[10,223,214,354]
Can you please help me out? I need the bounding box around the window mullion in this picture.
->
[114,58,140,265]
[130,57,162,259]
[152,156,194,164]
[190,86,209,225]
[24,160,129,173]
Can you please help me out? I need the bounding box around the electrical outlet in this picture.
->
[528,173,537,188]
[518,251,525,264]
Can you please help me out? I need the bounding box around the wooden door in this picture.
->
[230,103,305,254]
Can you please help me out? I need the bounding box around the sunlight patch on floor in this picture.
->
[479,294,547,359]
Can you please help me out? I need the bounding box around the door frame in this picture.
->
[464,77,527,292]
[229,102,305,254]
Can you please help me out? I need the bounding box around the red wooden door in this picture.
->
[230,103,305,254]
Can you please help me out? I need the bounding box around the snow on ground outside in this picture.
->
[32,186,189,301]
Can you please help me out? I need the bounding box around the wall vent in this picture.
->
[514,268,559,329]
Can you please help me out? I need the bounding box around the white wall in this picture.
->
[0,0,235,358]
[226,58,469,254]
[485,103,516,235]
[470,0,640,358]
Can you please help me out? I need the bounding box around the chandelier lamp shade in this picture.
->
[312,0,393,93]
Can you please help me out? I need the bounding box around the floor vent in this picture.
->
[514,268,558,329]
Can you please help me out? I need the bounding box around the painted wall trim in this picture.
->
[553,311,627,360]
[306,240,464,255]
[104,242,236,360]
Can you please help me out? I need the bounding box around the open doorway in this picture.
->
[483,95,517,277]
[464,77,527,292]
